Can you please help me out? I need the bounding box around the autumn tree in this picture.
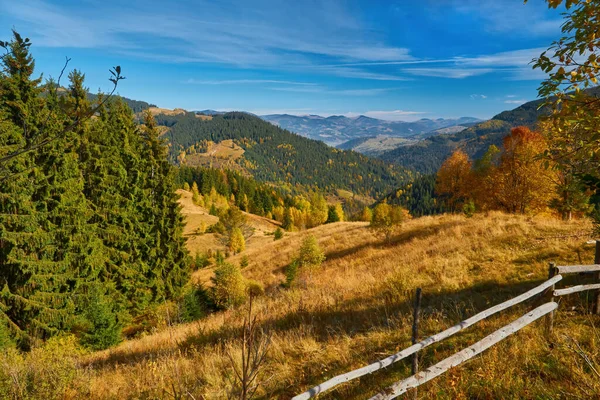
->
[492,127,556,214]
[370,202,406,242]
[326,203,345,223]
[229,227,246,254]
[435,150,473,211]
[285,235,325,287]
[471,145,500,210]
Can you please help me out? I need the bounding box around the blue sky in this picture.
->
[1,0,565,121]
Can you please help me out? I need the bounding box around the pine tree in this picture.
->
[0,31,75,347]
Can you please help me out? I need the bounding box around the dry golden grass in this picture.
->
[37,212,600,399]
[147,107,187,116]
[178,189,281,259]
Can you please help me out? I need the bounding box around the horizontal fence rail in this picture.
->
[368,302,558,400]
[292,275,563,400]
[554,283,600,296]
[556,264,600,274]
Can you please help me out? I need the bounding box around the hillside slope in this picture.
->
[74,212,598,399]
[381,87,600,173]
[158,111,413,198]
[177,189,280,258]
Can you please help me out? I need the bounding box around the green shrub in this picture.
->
[240,255,250,269]
[211,263,247,309]
[179,285,209,323]
[463,200,476,218]
[78,286,122,350]
[0,335,84,399]
[273,227,284,240]
[183,182,190,191]
[215,250,226,265]
[194,251,211,269]
[285,235,325,287]
[284,260,299,288]
[246,279,265,298]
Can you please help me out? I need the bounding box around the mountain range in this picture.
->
[260,114,481,146]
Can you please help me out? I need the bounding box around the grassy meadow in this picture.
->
[4,207,599,399]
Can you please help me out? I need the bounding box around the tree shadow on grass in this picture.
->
[81,268,595,384]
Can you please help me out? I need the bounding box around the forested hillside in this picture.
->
[158,111,414,198]
[378,98,551,173]
[381,87,600,174]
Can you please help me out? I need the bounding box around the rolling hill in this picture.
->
[155,111,414,198]
[261,114,481,146]
[380,87,600,174]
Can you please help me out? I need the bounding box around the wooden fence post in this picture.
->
[594,241,600,314]
[411,288,422,400]
[546,262,557,336]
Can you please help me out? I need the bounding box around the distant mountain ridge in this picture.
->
[260,114,481,145]
[376,89,600,174]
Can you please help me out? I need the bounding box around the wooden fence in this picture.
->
[292,242,600,400]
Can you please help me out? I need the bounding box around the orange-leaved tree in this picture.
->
[493,127,556,214]
[435,149,473,212]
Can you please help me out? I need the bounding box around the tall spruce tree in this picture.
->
[0,31,73,347]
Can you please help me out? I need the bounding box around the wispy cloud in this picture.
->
[2,0,413,69]
[186,79,317,86]
[504,99,527,105]
[270,86,393,96]
[451,0,562,37]
[404,68,493,79]
[470,94,487,99]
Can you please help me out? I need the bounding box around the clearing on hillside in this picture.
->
[177,189,280,260]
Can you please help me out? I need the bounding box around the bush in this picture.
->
[284,260,299,288]
[273,227,284,240]
[240,255,250,269]
[370,203,406,242]
[246,280,265,298]
[179,285,209,323]
[215,250,226,265]
[285,235,325,287]
[194,251,211,270]
[211,263,247,309]
[0,335,84,400]
[183,182,190,191]
[463,200,476,218]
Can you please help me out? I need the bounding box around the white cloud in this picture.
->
[404,68,493,79]
[185,79,317,86]
[504,99,527,105]
[2,0,413,68]
[269,86,393,96]
[470,94,487,99]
